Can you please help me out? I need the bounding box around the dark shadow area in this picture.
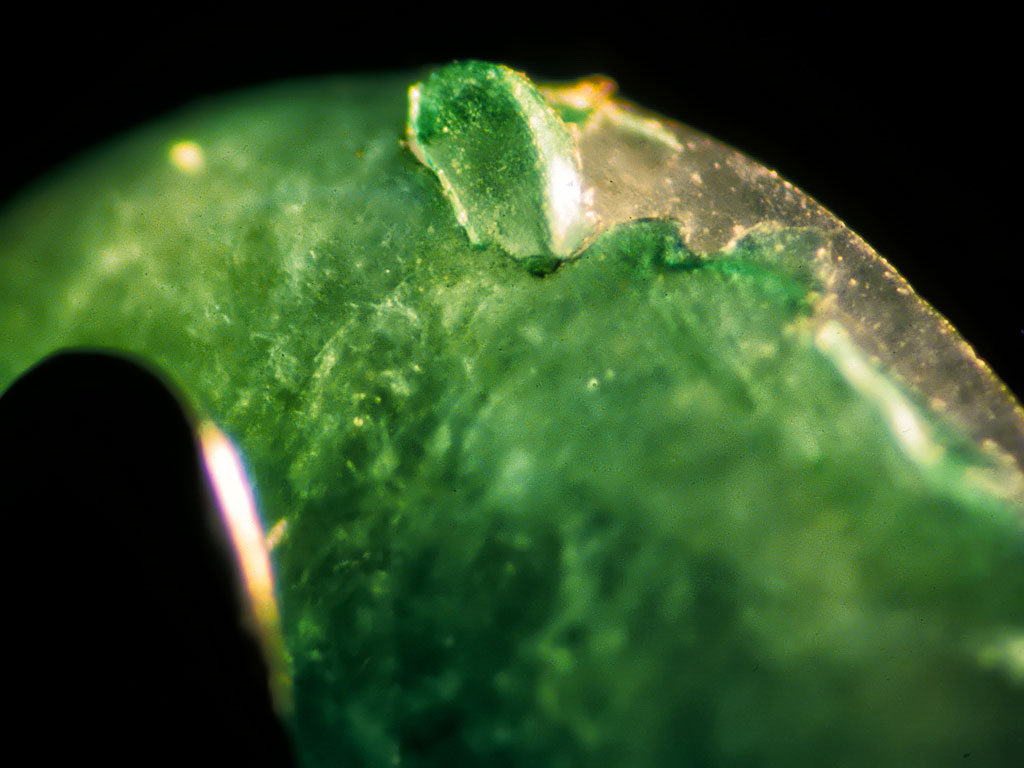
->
[0,351,293,766]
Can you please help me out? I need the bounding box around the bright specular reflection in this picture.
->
[199,420,291,711]
[545,155,587,256]
[815,321,941,467]
[169,140,205,174]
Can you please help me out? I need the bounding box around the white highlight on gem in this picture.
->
[815,321,942,466]
[545,155,587,256]
[604,103,683,152]
[199,421,290,711]
[169,140,205,173]
[200,422,275,625]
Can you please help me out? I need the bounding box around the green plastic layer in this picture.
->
[408,61,590,268]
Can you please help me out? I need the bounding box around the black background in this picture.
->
[1,353,295,765]
[1,10,1018,398]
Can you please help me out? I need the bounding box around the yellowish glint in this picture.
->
[169,140,205,174]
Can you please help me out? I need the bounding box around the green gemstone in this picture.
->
[0,63,1021,766]
[407,60,591,270]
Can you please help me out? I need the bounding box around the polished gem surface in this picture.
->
[0,65,1022,766]
[407,61,590,270]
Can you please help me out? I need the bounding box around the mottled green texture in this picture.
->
[407,61,589,266]
[0,70,1022,767]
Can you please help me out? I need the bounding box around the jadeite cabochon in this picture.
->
[0,62,1022,766]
